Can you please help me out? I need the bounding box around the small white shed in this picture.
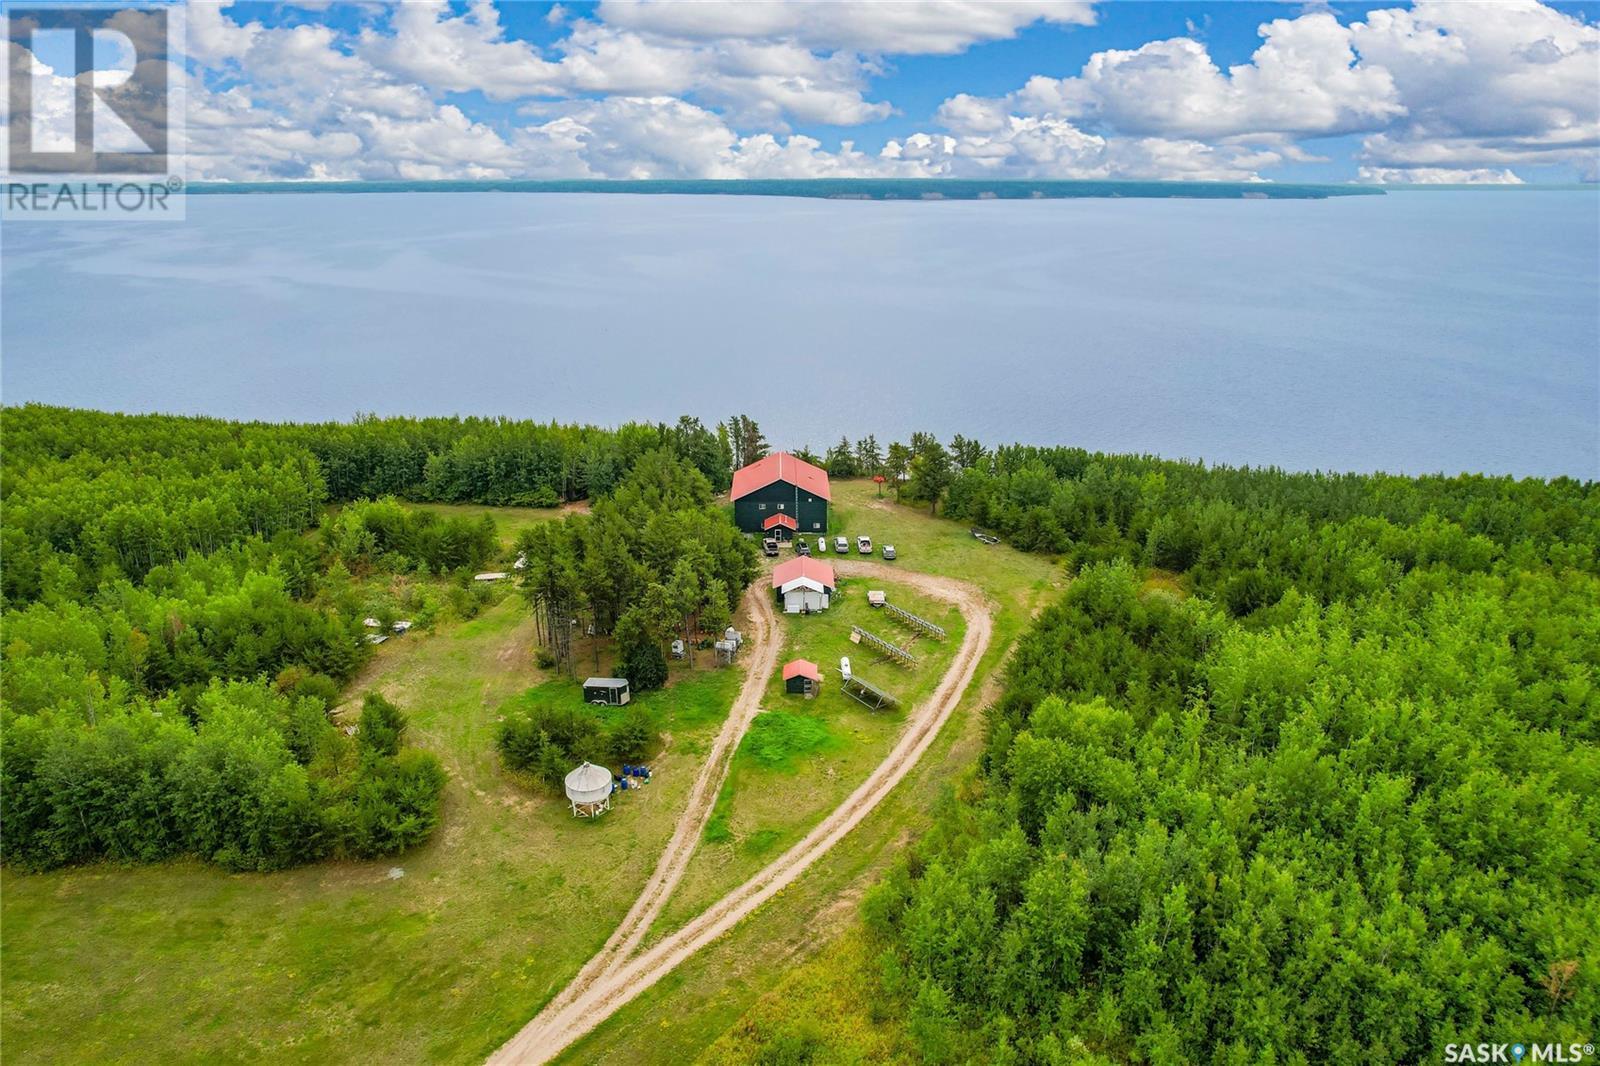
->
[771,557,837,614]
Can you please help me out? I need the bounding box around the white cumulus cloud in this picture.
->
[19,0,1592,184]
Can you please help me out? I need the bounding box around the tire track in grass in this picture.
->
[489,565,992,1065]
[504,582,780,1034]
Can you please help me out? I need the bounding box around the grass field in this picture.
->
[410,501,584,552]
[552,480,1062,1064]
[650,573,965,938]
[0,572,745,1065]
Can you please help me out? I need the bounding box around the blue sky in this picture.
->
[19,0,1596,183]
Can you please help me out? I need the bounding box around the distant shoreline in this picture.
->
[184,178,1384,201]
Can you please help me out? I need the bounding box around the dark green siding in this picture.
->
[733,480,828,535]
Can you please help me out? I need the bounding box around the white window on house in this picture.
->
[777,503,785,510]
[813,522,821,530]
[758,502,767,511]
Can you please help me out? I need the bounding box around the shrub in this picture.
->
[337,749,446,857]
[497,694,660,788]
[357,692,406,758]
[607,705,656,763]
[621,639,668,693]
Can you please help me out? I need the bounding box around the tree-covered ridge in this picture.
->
[0,405,751,606]
[863,452,1599,1063]
[940,443,1598,572]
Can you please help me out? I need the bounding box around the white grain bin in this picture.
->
[564,761,614,817]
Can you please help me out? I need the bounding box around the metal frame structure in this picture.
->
[851,625,918,666]
[883,602,947,640]
[840,670,896,710]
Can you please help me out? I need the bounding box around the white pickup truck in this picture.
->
[857,535,873,554]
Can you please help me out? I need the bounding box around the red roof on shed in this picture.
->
[762,513,798,531]
[771,557,836,590]
[783,659,822,682]
[731,452,831,503]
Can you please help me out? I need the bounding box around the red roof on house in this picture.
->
[771,557,836,590]
[762,513,798,531]
[783,659,822,682]
[731,452,831,503]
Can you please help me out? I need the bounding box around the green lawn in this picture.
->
[0,590,742,1065]
[651,574,964,939]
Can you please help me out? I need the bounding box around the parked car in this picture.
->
[762,536,780,557]
[797,539,811,555]
[834,536,849,553]
[882,544,896,560]
[857,535,872,554]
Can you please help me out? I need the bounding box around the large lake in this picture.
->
[3,190,1595,477]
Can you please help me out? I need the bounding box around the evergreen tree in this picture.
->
[825,437,860,477]
[907,435,955,515]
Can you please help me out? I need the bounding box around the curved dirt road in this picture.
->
[490,564,993,1065]
[518,582,781,1029]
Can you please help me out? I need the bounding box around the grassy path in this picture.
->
[491,565,995,1064]
[652,573,963,937]
[547,483,1059,1064]
[492,584,780,1059]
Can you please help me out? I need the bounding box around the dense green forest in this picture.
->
[1,404,742,606]
[0,405,746,872]
[860,446,1599,1063]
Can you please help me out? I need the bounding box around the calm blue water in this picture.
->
[3,189,1595,477]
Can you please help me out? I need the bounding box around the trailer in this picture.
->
[582,677,631,705]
